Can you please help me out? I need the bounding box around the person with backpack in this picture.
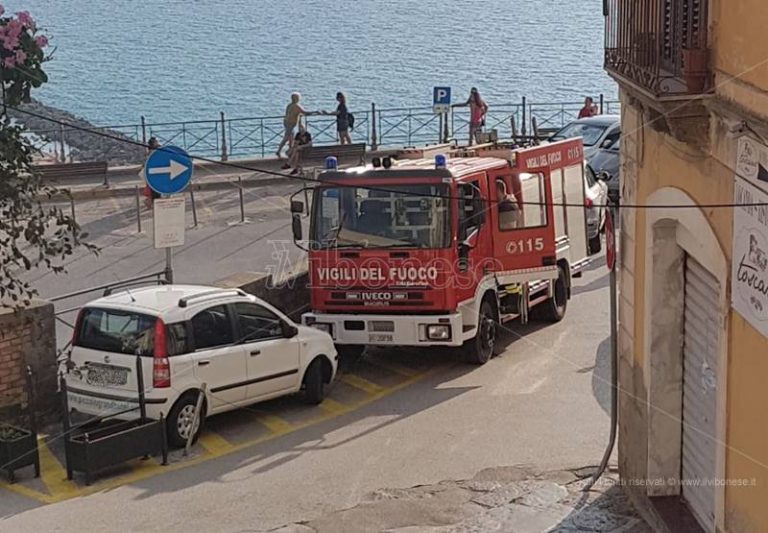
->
[325,92,353,145]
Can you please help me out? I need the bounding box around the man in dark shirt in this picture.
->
[286,124,313,174]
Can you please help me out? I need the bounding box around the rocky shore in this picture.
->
[10,99,146,165]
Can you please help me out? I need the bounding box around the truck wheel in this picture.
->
[534,266,568,323]
[462,300,497,365]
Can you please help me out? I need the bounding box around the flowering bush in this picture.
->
[0,7,49,104]
[0,6,93,307]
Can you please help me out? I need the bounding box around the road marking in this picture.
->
[38,438,79,499]
[198,431,234,454]
[256,414,294,435]
[318,398,351,416]
[0,365,441,506]
[340,374,387,395]
[367,359,421,378]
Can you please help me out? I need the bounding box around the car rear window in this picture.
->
[76,308,157,356]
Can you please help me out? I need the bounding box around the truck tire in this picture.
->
[462,299,497,365]
[533,265,568,323]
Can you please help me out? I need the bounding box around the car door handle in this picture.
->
[197,360,211,366]
[250,349,261,357]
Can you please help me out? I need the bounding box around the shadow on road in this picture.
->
[590,337,611,415]
[122,350,482,502]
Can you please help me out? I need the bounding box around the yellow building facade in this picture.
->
[604,0,768,531]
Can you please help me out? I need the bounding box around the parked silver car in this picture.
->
[550,115,621,159]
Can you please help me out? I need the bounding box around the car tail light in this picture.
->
[153,318,171,388]
[584,197,594,208]
[71,309,85,346]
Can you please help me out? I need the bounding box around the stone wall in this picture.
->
[214,270,310,321]
[0,300,58,422]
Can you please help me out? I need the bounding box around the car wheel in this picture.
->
[461,299,497,365]
[303,358,326,405]
[167,392,205,448]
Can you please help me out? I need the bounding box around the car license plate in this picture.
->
[85,363,129,387]
[368,333,393,343]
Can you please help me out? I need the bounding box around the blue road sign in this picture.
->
[144,145,193,195]
[433,86,451,106]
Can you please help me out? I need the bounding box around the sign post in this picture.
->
[144,145,193,284]
[433,87,451,142]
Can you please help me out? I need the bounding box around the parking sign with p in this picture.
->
[433,86,451,114]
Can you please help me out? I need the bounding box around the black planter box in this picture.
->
[65,417,168,485]
[0,424,40,483]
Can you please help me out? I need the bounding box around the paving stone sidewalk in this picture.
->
[263,465,652,533]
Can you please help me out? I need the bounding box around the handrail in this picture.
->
[30,95,620,163]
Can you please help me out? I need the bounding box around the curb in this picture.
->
[52,175,301,201]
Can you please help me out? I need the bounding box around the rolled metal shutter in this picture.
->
[682,256,719,531]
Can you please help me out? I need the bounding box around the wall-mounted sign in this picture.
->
[732,137,768,337]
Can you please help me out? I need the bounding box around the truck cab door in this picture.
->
[490,169,558,282]
[455,176,495,305]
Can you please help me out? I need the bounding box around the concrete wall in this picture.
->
[0,300,58,423]
[214,270,310,321]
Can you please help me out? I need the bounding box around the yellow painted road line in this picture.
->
[367,359,421,378]
[318,398,351,416]
[38,439,79,499]
[256,414,294,435]
[1,365,442,506]
[340,374,387,395]
[198,431,234,454]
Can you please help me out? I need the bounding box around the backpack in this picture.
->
[347,112,355,131]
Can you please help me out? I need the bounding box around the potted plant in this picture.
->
[682,47,709,92]
[0,422,40,483]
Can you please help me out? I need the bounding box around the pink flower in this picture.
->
[34,35,48,48]
[16,11,33,28]
[3,55,15,68]
[14,48,25,64]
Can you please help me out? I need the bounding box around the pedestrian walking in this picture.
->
[325,92,353,145]
[277,92,320,158]
[578,97,598,118]
[453,87,488,146]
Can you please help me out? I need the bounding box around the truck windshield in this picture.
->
[311,184,451,249]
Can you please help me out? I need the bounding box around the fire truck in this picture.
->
[290,139,598,364]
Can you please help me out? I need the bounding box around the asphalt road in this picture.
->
[4,244,614,532]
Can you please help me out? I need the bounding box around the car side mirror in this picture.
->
[282,322,299,338]
[290,200,304,214]
[292,214,303,241]
[601,138,614,149]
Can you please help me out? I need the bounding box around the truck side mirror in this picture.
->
[291,214,303,241]
[290,200,304,214]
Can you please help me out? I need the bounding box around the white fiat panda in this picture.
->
[65,285,338,446]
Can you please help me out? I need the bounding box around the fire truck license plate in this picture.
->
[369,333,393,343]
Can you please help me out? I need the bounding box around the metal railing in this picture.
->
[30,94,620,163]
[604,0,711,97]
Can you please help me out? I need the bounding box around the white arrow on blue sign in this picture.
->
[144,145,193,195]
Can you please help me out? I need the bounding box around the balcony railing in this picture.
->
[604,0,711,97]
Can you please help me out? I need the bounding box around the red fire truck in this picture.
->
[290,139,599,364]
